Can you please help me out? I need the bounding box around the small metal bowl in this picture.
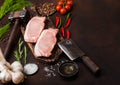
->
[58,61,79,78]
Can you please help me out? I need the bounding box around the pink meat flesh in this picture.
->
[24,16,46,43]
[34,28,58,57]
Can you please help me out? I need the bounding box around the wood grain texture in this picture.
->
[0,0,120,85]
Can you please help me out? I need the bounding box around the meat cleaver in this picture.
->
[58,39,101,75]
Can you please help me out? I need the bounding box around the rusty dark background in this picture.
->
[0,0,120,85]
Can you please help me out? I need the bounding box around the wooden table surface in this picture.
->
[0,0,120,85]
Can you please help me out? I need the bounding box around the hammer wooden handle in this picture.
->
[4,19,21,58]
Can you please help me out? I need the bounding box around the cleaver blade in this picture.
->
[58,39,85,60]
[58,39,101,74]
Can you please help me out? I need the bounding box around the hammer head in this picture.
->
[8,10,30,25]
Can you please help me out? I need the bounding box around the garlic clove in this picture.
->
[10,71,24,84]
[0,69,12,83]
[0,64,7,72]
[11,61,23,72]
[5,62,12,69]
[0,61,11,71]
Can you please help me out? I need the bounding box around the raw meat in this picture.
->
[34,28,58,57]
[24,16,46,43]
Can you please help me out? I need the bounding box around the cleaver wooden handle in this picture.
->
[81,56,101,75]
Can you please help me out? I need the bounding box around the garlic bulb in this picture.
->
[11,61,23,72]
[0,61,11,71]
[10,71,24,84]
[0,48,11,71]
[0,69,12,83]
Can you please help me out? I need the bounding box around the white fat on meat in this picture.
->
[34,28,58,57]
[24,16,46,43]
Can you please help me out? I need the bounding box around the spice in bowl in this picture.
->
[36,3,56,16]
[58,61,79,78]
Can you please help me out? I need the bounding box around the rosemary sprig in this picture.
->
[14,38,28,64]
[0,0,32,41]
[0,22,11,40]
[24,46,28,64]
[0,0,32,19]
[18,38,23,59]
[14,50,21,63]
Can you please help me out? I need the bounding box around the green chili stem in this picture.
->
[58,18,62,29]
[66,12,71,22]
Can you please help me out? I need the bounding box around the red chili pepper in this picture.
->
[65,18,71,28]
[66,30,71,39]
[61,27,65,37]
[56,16,60,27]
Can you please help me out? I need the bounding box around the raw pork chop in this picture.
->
[24,16,46,43]
[34,28,58,57]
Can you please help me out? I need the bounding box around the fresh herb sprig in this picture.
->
[14,38,28,64]
[0,0,32,19]
[24,46,28,64]
[0,0,32,41]
[0,22,11,40]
